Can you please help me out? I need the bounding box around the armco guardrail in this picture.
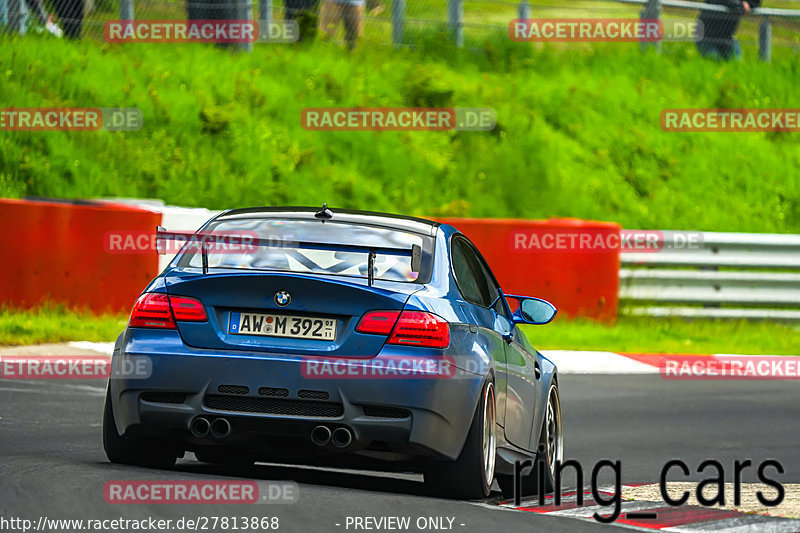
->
[620,231,800,320]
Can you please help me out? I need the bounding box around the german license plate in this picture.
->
[229,312,336,340]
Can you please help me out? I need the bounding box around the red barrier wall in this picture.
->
[438,218,621,321]
[0,198,160,314]
[0,201,619,320]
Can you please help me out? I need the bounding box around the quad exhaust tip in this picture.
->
[331,427,353,448]
[310,425,332,446]
[190,416,210,438]
[210,417,232,439]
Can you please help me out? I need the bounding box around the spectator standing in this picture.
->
[27,0,63,36]
[318,0,363,50]
[365,0,382,15]
[697,0,760,60]
[285,0,312,20]
[51,0,83,38]
[284,0,319,42]
[1,0,62,36]
[186,0,233,47]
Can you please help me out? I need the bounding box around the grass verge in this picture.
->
[0,305,126,346]
[2,33,800,232]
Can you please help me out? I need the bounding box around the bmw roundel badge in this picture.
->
[274,290,291,307]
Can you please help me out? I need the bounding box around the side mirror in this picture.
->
[508,296,557,325]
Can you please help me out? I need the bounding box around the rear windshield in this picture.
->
[175,218,434,283]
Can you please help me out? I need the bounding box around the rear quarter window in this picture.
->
[451,237,485,304]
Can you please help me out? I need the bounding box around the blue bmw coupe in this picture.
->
[104,206,562,499]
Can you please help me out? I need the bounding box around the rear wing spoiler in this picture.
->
[156,227,422,286]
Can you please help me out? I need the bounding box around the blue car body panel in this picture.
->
[108,208,558,471]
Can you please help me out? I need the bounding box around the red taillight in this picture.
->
[169,296,208,321]
[357,310,450,349]
[129,293,207,329]
[356,310,401,335]
[389,311,450,348]
[129,293,174,329]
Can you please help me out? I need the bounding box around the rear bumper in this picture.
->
[110,329,486,461]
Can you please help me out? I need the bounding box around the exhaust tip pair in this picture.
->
[190,416,231,439]
[311,425,352,448]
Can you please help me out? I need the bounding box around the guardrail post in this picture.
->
[237,0,253,52]
[518,0,530,21]
[259,0,271,26]
[392,0,405,46]
[120,0,133,20]
[759,15,771,62]
[640,0,661,53]
[448,0,463,47]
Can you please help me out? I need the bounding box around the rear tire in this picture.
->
[424,380,496,499]
[497,384,562,499]
[103,385,178,469]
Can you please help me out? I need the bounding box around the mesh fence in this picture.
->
[2,0,800,55]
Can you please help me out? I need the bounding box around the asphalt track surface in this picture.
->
[1,375,798,533]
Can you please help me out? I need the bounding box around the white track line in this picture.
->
[67,341,115,356]
[548,500,662,518]
[540,350,659,374]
